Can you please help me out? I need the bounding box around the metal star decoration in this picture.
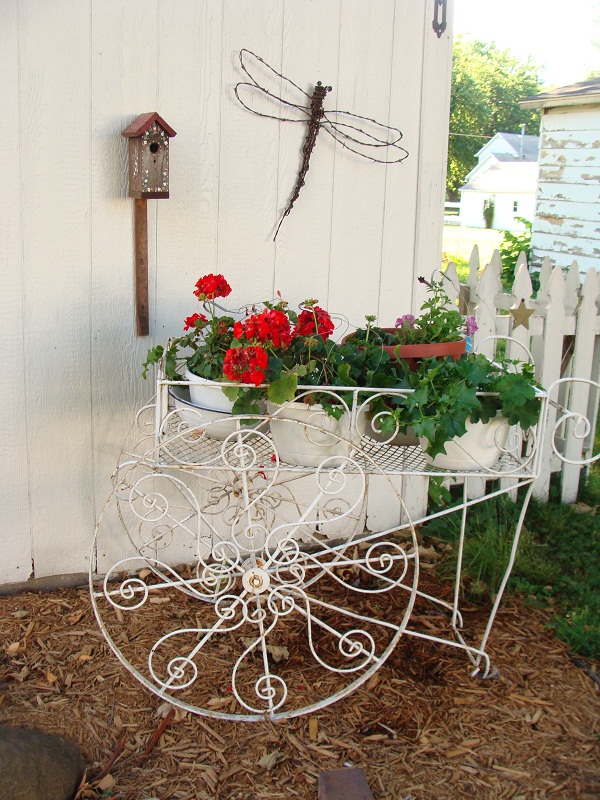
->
[510,299,535,330]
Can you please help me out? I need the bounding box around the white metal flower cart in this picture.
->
[89,356,557,721]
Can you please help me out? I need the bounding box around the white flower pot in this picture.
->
[184,368,234,413]
[267,400,367,468]
[169,385,238,440]
[420,416,510,471]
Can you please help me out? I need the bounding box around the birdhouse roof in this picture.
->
[121,112,177,138]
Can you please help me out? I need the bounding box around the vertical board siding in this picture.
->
[216,0,284,307]
[379,1,427,326]
[327,0,396,325]
[18,0,94,578]
[411,0,453,314]
[1,0,33,583]
[274,0,341,308]
[90,0,164,574]
[1,0,453,586]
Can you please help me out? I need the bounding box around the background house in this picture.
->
[0,0,454,588]
[520,78,600,273]
[459,131,539,229]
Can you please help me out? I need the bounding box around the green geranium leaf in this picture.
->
[336,363,354,386]
[221,385,240,401]
[142,345,164,379]
[268,372,298,404]
[455,355,495,387]
[232,392,262,418]
[454,385,481,416]
[165,352,178,380]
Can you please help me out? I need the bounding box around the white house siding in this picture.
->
[0,0,453,587]
[531,105,600,272]
[459,190,535,230]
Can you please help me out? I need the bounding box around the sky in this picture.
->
[453,0,599,87]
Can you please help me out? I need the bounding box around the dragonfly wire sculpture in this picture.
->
[234,49,409,240]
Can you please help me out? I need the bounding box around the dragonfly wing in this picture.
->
[321,110,409,162]
[236,49,315,122]
[234,81,311,123]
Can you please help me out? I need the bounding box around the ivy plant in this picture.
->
[380,353,541,459]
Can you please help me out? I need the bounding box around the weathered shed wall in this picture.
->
[532,104,600,272]
[0,0,454,587]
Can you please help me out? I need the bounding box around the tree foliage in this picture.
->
[447,37,543,199]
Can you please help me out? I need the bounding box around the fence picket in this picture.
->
[561,268,600,502]
[501,263,535,499]
[443,261,460,305]
[472,262,500,359]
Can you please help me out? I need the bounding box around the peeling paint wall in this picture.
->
[532,104,600,272]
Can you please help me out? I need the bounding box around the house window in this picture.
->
[513,200,519,213]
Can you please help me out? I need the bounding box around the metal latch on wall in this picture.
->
[432,0,448,38]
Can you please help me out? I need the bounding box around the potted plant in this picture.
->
[143,275,401,459]
[344,276,477,370]
[380,352,541,471]
[142,273,238,413]
[224,300,400,465]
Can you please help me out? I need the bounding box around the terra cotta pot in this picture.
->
[376,330,466,371]
[342,329,466,371]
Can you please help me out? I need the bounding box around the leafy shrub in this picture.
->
[499,218,537,290]
[482,201,495,229]
[424,488,600,658]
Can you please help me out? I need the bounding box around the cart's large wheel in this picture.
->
[90,417,419,720]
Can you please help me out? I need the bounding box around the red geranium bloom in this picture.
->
[193,274,232,301]
[233,320,244,340]
[183,312,207,331]
[293,306,334,340]
[223,346,268,386]
[237,309,293,349]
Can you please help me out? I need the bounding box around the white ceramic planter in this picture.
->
[184,368,234,413]
[169,385,238,440]
[420,416,510,471]
[267,400,367,467]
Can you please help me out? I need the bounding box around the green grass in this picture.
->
[423,477,600,658]
[442,226,503,282]
[524,486,600,658]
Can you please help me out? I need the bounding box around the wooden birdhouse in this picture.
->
[121,112,177,199]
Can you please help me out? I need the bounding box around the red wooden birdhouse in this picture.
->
[121,112,177,199]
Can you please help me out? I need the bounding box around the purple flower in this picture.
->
[395,313,416,329]
[465,316,478,336]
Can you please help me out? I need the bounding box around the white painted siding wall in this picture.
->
[459,191,534,229]
[532,104,600,272]
[0,0,453,587]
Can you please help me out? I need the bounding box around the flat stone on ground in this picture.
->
[318,767,375,800]
[0,726,85,800]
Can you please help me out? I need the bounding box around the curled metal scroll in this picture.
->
[546,378,600,466]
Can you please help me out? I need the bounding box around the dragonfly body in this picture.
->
[235,50,408,239]
[273,81,332,240]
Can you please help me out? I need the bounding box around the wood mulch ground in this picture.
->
[0,575,598,800]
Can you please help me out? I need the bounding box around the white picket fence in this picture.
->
[443,247,600,503]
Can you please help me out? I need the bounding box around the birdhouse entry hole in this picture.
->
[149,141,160,155]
